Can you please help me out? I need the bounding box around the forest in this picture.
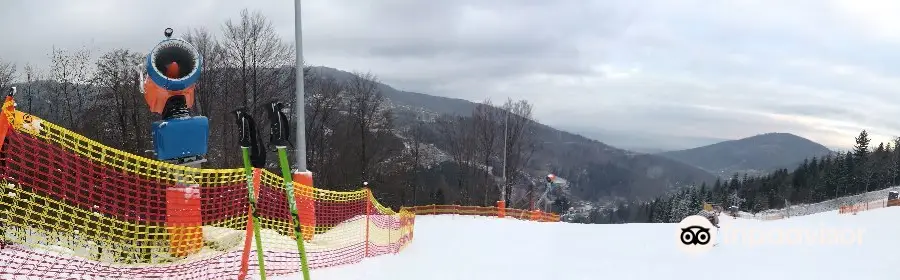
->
[0,9,541,211]
[582,130,897,224]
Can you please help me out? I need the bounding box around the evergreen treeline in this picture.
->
[578,130,900,224]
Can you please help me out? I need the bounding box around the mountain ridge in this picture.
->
[310,66,717,202]
[657,132,834,177]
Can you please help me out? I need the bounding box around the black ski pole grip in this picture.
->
[267,102,290,147]
[233,108,252,148]
[234,107,267,168]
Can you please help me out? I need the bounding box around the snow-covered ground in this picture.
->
[273,207,900,280]
[754,186,900,219]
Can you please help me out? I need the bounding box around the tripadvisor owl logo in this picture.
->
[676,215,717,254]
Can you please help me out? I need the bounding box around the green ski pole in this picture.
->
[268,101,311,280]
[234,108,268,280]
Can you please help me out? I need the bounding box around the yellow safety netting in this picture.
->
[0,98,415,279]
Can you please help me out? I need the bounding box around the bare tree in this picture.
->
[0,59,15,91]
[304,73,344,175]
[437,116,466,203]
[220,8,293,119]
[437,114,480,205]
[473,100,500,205]
[344,72,392,183]
[91,49,146,153]
[215,9,294,168]
[184,27,217,116]
[410,117,426,205]
[184,27,241,167]
[48,46,93,129]
[501,98,538,207]
[22,64,38,113]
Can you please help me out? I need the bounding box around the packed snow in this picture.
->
[270,207,899,280]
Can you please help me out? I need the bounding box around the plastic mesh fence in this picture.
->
[406,205,560,222]
[0,100,415,280]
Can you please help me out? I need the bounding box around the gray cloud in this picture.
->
[2,0,900,150]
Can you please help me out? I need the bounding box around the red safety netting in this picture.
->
[0,106,415,279]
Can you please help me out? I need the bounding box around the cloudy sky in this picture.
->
[2,0,900,150]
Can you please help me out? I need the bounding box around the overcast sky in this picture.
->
[2,0,900,150]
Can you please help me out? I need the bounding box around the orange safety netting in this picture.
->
[838,199,896,215]
[0,96,415,279]
[406,205,560,222]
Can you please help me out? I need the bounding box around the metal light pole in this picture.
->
[291,0,317,263]
[293,0,307,172]
[501,109,508,203]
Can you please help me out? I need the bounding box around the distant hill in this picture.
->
[311,66,717,202]
[554,124,730,153]
[658,132,834,177]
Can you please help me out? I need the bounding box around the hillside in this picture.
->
[658,132,833,177]
[310,67,477,117]
[8,66,717,207]
[310,66,717,203]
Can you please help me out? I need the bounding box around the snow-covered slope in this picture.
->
[754,186,900,219]
[273,208,900,280]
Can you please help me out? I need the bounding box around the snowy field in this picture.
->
[274,207,900,280]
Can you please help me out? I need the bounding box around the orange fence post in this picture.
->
[166,184,203,257]
[292,171,316,241]
[238,168,263,280]
[497,200,506,218]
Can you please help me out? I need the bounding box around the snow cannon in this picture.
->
[142,28,208,165]
[143,28,202,116]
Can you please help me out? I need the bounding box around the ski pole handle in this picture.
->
[267,101,291,147]
[233,108,252,148]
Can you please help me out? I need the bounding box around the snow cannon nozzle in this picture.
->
[142,30,202,115]
[164,28,173,38]
[267,101,292,147]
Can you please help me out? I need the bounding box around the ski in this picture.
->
[234,108,268,280]
[268,102,312,280]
